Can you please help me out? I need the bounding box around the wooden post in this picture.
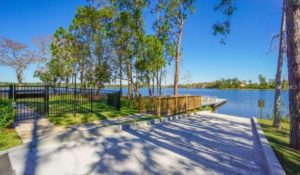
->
[175,96,178,114]
[200,96,202,110]
[139,96,143,113]
[185,96,188,112]
[167,97,169,115]
[156,97,161,117]
[193,96,196,112]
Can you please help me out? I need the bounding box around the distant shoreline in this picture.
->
[0,82,289,91]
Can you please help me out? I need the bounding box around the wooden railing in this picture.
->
[138,96,202,117]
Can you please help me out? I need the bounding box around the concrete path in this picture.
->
[14,118,66,143]
[7,112,268,175]
[13,114,154,143]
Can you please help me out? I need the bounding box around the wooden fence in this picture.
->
[138,96,202,117]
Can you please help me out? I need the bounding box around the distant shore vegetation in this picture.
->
[1,75,288,90]
[179,74,289,90]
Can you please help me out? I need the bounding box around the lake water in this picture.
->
[108,87,289,118]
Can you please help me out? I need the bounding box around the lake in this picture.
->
[110,87,289,118]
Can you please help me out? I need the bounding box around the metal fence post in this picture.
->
[116,91,121,111]
[8,84,13,99]
[44,85,49,116]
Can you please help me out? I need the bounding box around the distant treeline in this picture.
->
[179,75,289,90]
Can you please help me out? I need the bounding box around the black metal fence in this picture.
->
[48,87,121,117]
[0,85,121,121]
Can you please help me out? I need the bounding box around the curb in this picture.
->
[251,117,286,175]
[0,112,195,156]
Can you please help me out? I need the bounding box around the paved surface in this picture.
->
[14,114,154,143]
[14,118,66,143]
[8,112,267,175]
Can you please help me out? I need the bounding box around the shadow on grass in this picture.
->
[258,119,300,175]
[48,103,138,127]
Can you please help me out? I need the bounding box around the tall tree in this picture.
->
[69,6,113,89]
[50,28,75,87]
[0,38,38,84]
[32,36,53,84]
[154,0,196,96]
[286,0,300,150]
[155,0,236,96]
[273,0,287,128]
[111,10,134,96]
[141,35,165,96]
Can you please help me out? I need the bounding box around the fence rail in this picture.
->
[0,85,121,120]
[138,96,202,117]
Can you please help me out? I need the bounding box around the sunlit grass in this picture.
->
[48,103,138,127]
[258,119,300,175]
[0,128,22,151]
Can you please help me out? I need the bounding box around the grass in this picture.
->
[258,119,300,175]
[0,128,22,151]
[48,97,139,127]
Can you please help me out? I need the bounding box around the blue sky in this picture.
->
[0,0,285,84]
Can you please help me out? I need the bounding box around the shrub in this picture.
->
[0,99,16,128]
[121,97,138,109]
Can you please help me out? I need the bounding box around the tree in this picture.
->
[286,0,300,150]
[69,6,114,89]
[0,37,38,84]
[32,36,53,84]
[273,0,287,128]
[50,28,75,87]
[258,74,268,89]
[154,0,196,96]
[141,35,165,96]
[111,10,134,96]
[154,0,236,96]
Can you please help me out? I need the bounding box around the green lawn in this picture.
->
[0,128,22,151]
[258,119,300,175]
[48,105,138,126]
[48,97,139,127]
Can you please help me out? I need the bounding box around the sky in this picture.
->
[0,0,285,84]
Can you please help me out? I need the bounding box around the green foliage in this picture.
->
[213,0,237,44]
[141,35,165,73]
[0,99,16,128]
[181,75,283,89]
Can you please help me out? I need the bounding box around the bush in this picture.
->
[121,97,138,109]
[0,99,16,128]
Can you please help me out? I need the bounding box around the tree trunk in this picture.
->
[16,67,23,85]
[157,69,160,97]
[174,28,183,96]
[286,1,300,150]
[119,57,123,95]
[126,60,133,99]
[147,74,152,97]
[159,68,163,96]
[133,68,140,98]
[273,1,286,128]
[152,76,155,96]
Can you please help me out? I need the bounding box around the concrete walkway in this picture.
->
[4,112,273,175]
[13,114,155,143]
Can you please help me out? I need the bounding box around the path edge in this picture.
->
[251,117,286,175]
